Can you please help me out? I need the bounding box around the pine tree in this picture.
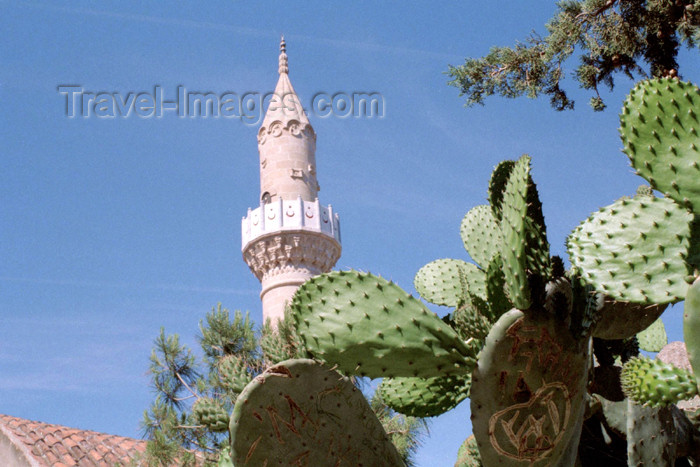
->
[447,0,700,110]
[140,304,427,466]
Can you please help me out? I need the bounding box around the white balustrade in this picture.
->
[242,197,341,249]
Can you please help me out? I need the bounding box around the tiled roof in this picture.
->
[0,414,147,466]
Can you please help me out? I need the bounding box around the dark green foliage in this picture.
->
[448,0,700,110]
[198,304,257,364]
[142,306,262,465]
[370,392,428,466]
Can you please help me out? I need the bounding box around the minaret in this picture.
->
[242,38,342,324]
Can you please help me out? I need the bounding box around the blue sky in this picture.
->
[1,1,699,465]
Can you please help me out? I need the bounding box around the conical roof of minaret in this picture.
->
[260,37,311,130]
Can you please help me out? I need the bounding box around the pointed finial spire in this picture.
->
[278,35,288,75]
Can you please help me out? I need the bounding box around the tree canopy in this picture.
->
[447,0,700,110]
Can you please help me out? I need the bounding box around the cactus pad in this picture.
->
[414,258,486,307]
[684,277,700,388]
[452,300,492,341]
[500,156,534,309]
[470,308,590,466]
[626,400,677,466]
[455,435,482,467]
[620,78,700,212]
[460,205,503,269]
[485,254,511,320]
[192,397,229,433]
[621,356,699,407]
[230,359,404,466]
[591,298,667,340]
[291,270,476,378]
[488,160,516,220]
[377,373,471,417]
[568,195,692,304]
[596,395,628,438]
[218,355,253,394]
[260,331,294,364]
[636,318,668,353]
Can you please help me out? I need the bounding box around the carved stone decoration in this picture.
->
[242,231,341,282]
[257,120,316,145]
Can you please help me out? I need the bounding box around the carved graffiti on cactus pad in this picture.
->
[488,382,571,462]
[505,319,579,394]
[265,395,317,443]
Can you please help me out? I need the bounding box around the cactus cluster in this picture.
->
[219,78,700,466]
[216,355,252,394]
[566,79,700,427]
[192,397,229,433]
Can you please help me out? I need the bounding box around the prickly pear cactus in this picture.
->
[217,354,252,394]
[501,156,539,309]
[470,309,590,466]
[488,160,516,219]
[591,298,667,340]
[452,301,492,341]
[460,205,502,269]
[621,356,699,407]
[378,373,471,417]
[567,195,692,304]
[620,78,700,213]
[685,278,700,388]
[229,359,404,466]
[636,318,667,353]
[192,397,229,433]
[291,270,476,378]
[455,434,482,467]
[414,258,486,307]
[626,400,677,466]
[217,446,234,467]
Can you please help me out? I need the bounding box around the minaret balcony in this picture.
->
[241,197,341,250]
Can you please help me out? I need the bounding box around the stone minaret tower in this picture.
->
[242,38,341,324]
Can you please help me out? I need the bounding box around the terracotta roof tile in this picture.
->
[0,414,147,466]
